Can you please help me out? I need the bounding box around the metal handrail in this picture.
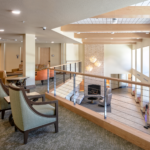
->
[50,68,150,87]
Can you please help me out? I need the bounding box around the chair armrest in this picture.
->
[29,100,58,118]
[25,89,30,93]
[28,94,45,102]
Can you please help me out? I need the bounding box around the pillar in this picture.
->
[23,34,35,87]
[0,43,6,70]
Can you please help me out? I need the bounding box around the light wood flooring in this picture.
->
[100,88,150,135]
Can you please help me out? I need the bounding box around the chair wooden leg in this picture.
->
[54,121,58,133]
[24,131,29,144]
[1,110,5,119]
[15,126,17,132]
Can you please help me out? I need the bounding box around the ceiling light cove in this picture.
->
[51,41,54,43]
[111,32,115,34]
[137,38,139,39]
[0,29,4,32]
[111,38,113,39]
[12,10,21,14]
[77,32,80,34]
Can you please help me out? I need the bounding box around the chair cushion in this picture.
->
[33,104,55,115]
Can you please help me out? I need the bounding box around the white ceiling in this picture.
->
[0,0,144,43]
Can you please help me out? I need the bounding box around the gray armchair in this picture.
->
[98,88,112,106]
[9,84,58,144]
[0,79,11,119]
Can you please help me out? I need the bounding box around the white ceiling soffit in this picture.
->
[0,0,143,43]
[52,27,82,43]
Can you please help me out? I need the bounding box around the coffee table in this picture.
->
[88,97,98,104]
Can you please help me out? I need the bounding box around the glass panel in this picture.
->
[137,48,141,72]
[143,46,149,76]
[132,50,135,69]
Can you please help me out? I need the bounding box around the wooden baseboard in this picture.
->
[46,91,150,150]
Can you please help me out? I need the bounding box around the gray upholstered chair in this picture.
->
[9,84,58,144]
[0,79,11,119]
[98,88,112,106]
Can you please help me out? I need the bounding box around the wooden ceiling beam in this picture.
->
[92,6,150,18]
[83,42,136,44]
[61,24,150,32]
[74,33,150,39]
[82,39,142,42]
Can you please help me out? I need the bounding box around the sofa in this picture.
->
[35,69,54,85]
[12,64,49,73]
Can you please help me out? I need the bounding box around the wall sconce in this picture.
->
[94,61,101,67]
[89,56,97,63]
[16,55,19,59]
[86,65,93,72]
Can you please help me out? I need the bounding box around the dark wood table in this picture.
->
[7,73,23,76]
[88,97,98,104]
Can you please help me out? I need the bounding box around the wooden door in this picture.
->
[40,47,50,66]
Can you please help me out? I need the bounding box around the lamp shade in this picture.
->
[86,65,93,71]
[89,56,97,63]
[94,61,101,67]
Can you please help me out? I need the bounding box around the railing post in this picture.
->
[70,64,71,79]
[75,63,76,72]
[73,74,76,105]
[47,69,49,93]
[63,65,65,83]
[104,79,107,119]
[79,62,81,73]
[54,70,56,96]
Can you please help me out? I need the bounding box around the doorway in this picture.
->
[40,47,50,67]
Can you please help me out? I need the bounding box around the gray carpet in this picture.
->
[0,77,143,150]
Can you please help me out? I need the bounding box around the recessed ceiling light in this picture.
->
[51,41,54,43]
[0,37,1,39]
[111,32,115,34]
[22,21,25,23]
[12,10,21,14]
[0,29,4,32]
[137,38,139,39]
[15,39,17,41]
[77,32,80,34]
[21,41,23,42]
[111,38,113,39]
[85,38,87,39]
[146,32,149,34]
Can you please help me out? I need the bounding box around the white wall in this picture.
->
[36,43,61,67]
[5,43,22,72]
[104,44,132,77]
[66,43,79,61]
